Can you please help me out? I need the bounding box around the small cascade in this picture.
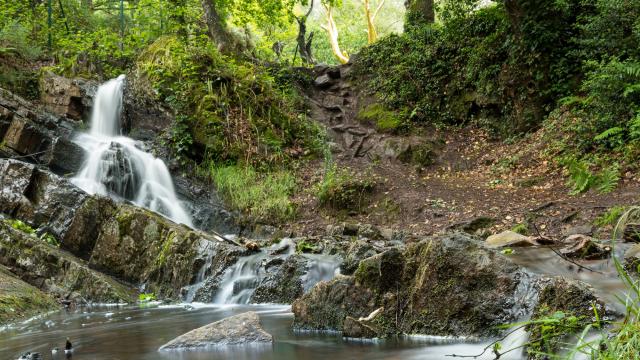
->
[72,75,192,226]
[183,243,215,303]
[213,239,341,304]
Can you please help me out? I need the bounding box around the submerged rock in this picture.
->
[294,233,529,338]
[158,311,272,351]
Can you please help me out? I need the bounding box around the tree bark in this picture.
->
[200,0,232,52]
[321,4,349,64]
[295,0,316,64]
[405,0,434,30]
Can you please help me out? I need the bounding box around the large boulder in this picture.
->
[0,220,135,304]
[159,311,272,351]
[88,204,244,299]
[0,159,89,241]
[293,233,530,338]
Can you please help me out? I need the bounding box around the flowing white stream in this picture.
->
[72,75,192,226]
[214,239,341,304]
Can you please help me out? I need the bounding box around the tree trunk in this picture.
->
[295,0,316,64]
[321,4,349,64]
[405,0,434,29]
[200,0,232,52]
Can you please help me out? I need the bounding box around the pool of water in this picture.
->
[1,304,527,360]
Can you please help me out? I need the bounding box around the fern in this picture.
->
[595,164,620,194]
[565,158,595,195]
[621,62,640,78]
[594,127,624,142]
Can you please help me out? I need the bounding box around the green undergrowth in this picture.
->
[137,35,323,167]
[205,163,296,223]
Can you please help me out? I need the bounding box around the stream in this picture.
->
[1,77,632,359]
[1,304,527,360]
[1,245,630,360]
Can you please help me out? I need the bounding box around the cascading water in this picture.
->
[213,239,341,304]
[72,75,192,226]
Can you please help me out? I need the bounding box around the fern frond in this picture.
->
[595,164,620,194]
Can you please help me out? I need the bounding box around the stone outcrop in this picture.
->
[0,158,244,301]
[0,265,58,324]
[158,311,272,351]
[0,87,85,175]
[0,221,135,304]
[293,233,531,338]
[88,203,245,299]
[39,71,96,121]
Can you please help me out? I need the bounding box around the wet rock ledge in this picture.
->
[0,158,246,313]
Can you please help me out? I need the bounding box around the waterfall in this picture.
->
[213,239,341,304]
[72,75,193,227]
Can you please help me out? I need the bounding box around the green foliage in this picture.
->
[354,5,518,134]
[562,158,620,195]
[7,219,35,234]
[594,206,626,227]
[511,223,528,235]
[526,310,585,359]
[138,35,320,166]
[208,164,296,223]
[39,233,60,248]
[138,293,157,302]
[295,240,318,253]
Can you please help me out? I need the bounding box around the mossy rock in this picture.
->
[357,104,403,133]
[0,267,58,324]
[354,248,404,293]
[526,277,606,359]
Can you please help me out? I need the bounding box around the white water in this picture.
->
[214,239,341,304]
[72,75,192,226]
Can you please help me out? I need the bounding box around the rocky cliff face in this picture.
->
[0,158,245,305]
[293,233,530,338]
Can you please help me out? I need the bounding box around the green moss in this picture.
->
[116,211,133,234]
[155,231,176,267]
[511,223,529,235]
[295,240,318,254]
[0,269,58,324]
[357,104,403,133]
